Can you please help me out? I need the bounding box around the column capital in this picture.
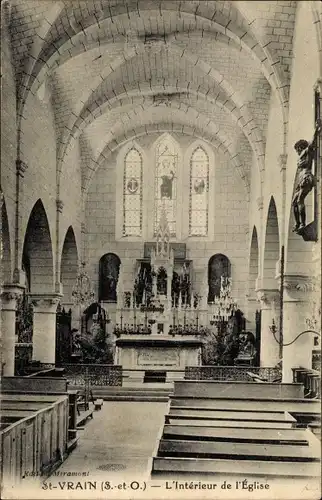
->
[1,284,25,307]
[29,293,62,312]
[256,288,279,309]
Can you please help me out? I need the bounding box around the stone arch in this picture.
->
[208,254,231,303]
[263,197,280,288]
[60,226,79,306]
[22,199,54,293]
[1,194,12,284]
[99,253,121,302]
[249,226,259,299]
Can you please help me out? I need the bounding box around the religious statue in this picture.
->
[292,119,321,233]
[157,267,167,295]
[160,165,175,199]
[99,253,120,302]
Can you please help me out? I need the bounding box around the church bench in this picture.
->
[165,416,295,429]
[169,397,321,414]
[1,402,56,411]
[157,438,320,461]
[0,394,58,403]
[151,457,321,478]
[168,408,292,422]
[174,380,304,399]
[1,410,37,418]
[1,376,68,394]
[162,424,310,445]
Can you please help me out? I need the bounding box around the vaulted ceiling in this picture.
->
[8,0,299,193]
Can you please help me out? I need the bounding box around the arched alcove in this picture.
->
[22,199,54,293]
[1,196,12,283]
[99,253,121,302]
[61,226,79,304]
[249,226,259,297]
[208,254,231,303]
[263,197,280,287]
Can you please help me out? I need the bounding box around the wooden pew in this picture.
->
[170,397,320,414]
[174,380,304,399]
[162,424,310,445]
[152,457,321,478]
[169,408,292,421]
[157,438,320,461]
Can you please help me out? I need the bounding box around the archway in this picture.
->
[208,254,231,303]
[247,226,260,359]
[1,196,12,284]
[22,199,54,293]
[60,226,79,306]
[261,197,280,368]
[249,226,259,297]
[263,197,280,288]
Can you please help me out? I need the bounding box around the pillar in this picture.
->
[30,294,61,367]
[282,275,315,383]
[246,296,258,332]
[256,289,280,367]
[1,286,24,375]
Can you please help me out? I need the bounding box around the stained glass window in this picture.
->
[154,136,178,236]
[123,148,143,236]
[189,146,209,236]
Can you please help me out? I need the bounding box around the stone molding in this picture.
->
[283,274,316,301]
[256,288,280,309]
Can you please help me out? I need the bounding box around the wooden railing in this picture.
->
[61,364,123,386]
[185,365,281,383]
[292,367,321,399]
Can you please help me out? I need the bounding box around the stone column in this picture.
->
[256,289,280,367]
[1,285,24,375]
[282,275,315,383]
[30,294,61,367]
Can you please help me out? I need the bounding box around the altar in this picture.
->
[115,335,202,381]
[113,209,203,381]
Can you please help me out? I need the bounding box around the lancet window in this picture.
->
[154,136,178,236]
[189,146,209,236]
[123,148,143,236]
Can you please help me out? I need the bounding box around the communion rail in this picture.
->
[185,365,281,383]
[61,364,122,387]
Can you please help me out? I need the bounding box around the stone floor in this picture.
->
[55,402,167,480]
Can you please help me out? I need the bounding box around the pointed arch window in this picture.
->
[154,136,178,236]
[123,148,143,236]
[189,146,209,236]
